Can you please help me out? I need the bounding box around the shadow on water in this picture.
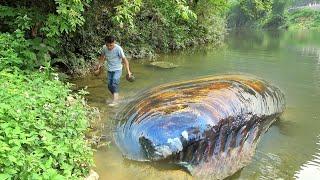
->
[272,117,298,137]
[225,169,243,180]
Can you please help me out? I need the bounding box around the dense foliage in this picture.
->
[1,0,229,71]
[0,70,93,179]
[0,0,91,37]
[2,0,319,69]
[61,0,228,61]
[0,31,53,71]
[0,0,92,73]
[227,0,320,29]
[287,9,320,29]
[228,0,281,28]
[0,1,94,179]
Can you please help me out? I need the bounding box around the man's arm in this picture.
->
[98,54,105,67]
[122,57,132,76]
[94,54,105,75]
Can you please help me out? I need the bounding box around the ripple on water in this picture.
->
[236,150,300,179]
[295,136,320,179]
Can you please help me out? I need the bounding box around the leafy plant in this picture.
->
[287,9,320,29]
[0,31,56,71]
[0,31,36,70]
[42,0,92,37]
[1,1,96,179]
[0,0,95,73]
[239,0,273,21]
[1,0,228,71]
[0,69,93,179]
[112,0,142,30]
[227,0,290,29]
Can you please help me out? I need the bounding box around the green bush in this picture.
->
[1,1,228,70]
[227,0,289,29]
[287,9,320,29]
[1,1,92,37]
[227,0,273,28]
[263,14,287,29]
[0,31,55,71]
[1,1,93,73]
[0,69,93,179]
[0,1,94,178]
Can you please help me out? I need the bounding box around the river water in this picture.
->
[72,30,320,179]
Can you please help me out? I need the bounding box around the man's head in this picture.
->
[105,35,116,50]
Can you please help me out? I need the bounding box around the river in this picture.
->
[72,29,320,179]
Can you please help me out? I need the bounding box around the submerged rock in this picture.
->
[114,75,285,179]
[149,61,179,69]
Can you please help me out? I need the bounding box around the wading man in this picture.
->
[95,35,133,106]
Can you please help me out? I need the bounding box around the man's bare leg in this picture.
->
[113,93,119,102]
[109,93,119,106]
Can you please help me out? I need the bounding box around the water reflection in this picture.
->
[295,45,320,97]
[272,118,297,136]
[295,136,320,179]
[226,29,285,50]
